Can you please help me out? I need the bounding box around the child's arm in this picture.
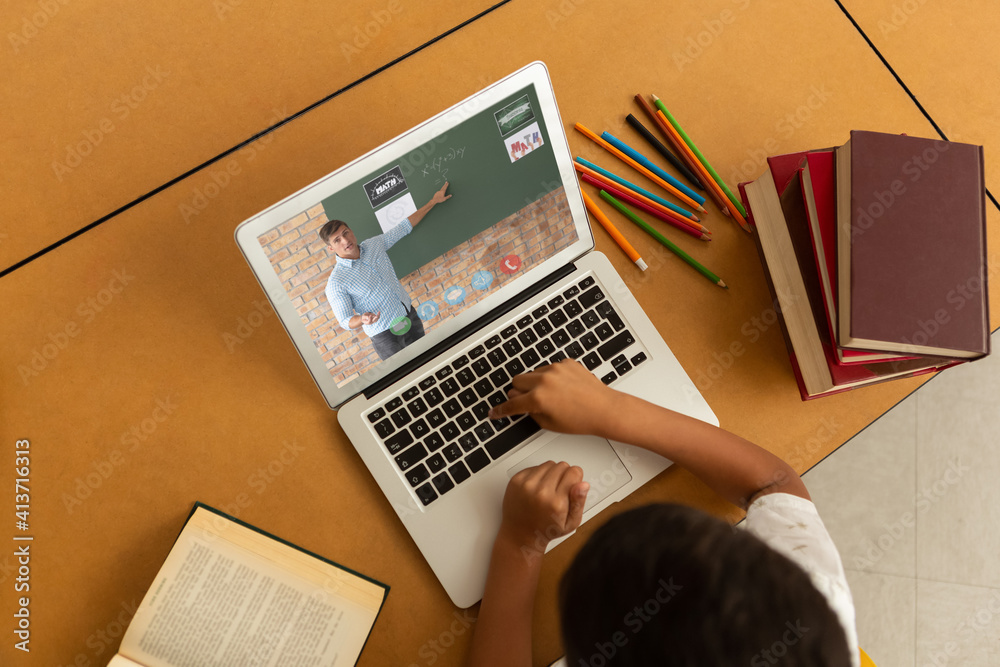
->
[466,461,589,667]
[488,360,809,508]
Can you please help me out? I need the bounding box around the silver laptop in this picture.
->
[235,61,718,607]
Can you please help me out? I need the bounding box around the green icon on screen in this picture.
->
[389,316,411,336]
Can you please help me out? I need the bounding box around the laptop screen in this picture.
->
[236,63,593,407]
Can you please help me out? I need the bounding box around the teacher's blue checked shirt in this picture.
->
[325,219,413,337]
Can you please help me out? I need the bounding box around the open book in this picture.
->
[108,503,388,667]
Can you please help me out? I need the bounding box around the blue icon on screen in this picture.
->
[443,285,466,305]
[471,270,494,291]
[418,301,439,321]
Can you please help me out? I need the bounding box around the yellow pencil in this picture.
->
[582,191,647,271]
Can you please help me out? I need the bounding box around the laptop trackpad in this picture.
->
[506,434,632,514]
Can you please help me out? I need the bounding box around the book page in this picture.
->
[107,655,145,667]
[118,507,385,667]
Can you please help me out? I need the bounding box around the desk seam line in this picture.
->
[831,0,1000,215]
[0,0,516,280]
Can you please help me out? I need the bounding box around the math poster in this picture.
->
[503,121,544,163]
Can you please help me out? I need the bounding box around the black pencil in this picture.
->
[625,113,704,191]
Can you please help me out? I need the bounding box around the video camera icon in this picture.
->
[389,315,411,336]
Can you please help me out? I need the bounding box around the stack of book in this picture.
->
[740,130,989,399]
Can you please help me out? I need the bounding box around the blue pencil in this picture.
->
[574,157,698,220]
[601,131,707,206]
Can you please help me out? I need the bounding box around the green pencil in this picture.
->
[599,190,727,289]
[652,94,748,218]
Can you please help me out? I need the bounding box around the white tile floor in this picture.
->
[804,329,1000,667]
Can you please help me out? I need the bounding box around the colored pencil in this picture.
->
[650,107,734,220]
[574,161,708,231]
[573,122,708,213]
[600,190,727,289]
[652,94,748,219]
[624,113,703,190]
[601,130,705,205]
[574,157,700,223]
[655,109,750,232]
[579,172,711,241]
[581,191,647,271]
[633,93,720,211]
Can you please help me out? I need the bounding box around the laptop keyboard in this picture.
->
[365,274,648,507]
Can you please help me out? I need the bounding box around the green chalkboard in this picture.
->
[321,84,562,277]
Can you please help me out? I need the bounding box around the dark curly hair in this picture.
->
[559,503,852,666]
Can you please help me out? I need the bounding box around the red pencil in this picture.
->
[579,173,711,241]
[573,161,707,230]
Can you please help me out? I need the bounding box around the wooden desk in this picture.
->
[1,1,996,665]
[0,0,502,271]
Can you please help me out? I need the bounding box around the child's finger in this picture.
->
[538,461,572,490]
[489,382,543,418]
[554,464,584,501]
[564,482,590,533]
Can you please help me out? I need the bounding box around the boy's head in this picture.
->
[559,503,851,666]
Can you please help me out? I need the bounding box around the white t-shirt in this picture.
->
[549,494,860,667]
[743,492,860,667]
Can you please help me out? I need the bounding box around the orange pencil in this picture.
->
[633,93,724,213]
[575,156,700,223]
[580,174,711,241]
[574,123,708,214]
[646,105,732,219]
[574,162,711,234]
[656,109,750,232]
[581,191,647,271]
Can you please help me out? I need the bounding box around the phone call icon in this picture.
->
[499,254,522,275]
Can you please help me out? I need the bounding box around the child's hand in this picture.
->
[498,461,589,557]
[488,360,621,437]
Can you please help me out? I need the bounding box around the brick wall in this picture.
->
[258,186,577,386]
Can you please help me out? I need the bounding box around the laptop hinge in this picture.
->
[364,262,578,399]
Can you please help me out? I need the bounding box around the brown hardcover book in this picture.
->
[799,150,917,365]
[836,130,990,359]
[741,168,958,400]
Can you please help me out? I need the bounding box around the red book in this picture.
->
[740,160,958,400]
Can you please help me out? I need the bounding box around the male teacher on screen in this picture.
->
[321,182,452,361]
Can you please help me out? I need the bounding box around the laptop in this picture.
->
[235,61,718,607]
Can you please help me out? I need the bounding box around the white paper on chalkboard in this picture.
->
[374,192,417,233]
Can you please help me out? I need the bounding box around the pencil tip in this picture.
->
[719,281,728,289]
[702,234,711,241]
[651,94,660,101]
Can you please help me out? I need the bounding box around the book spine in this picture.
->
[740,182,809,400]
[976,146,991,356]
